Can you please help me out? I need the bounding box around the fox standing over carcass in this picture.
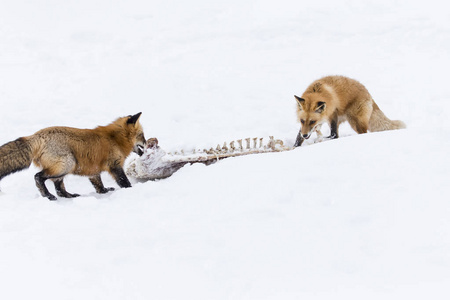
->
[294,76,406,146]
[0,113,146,200]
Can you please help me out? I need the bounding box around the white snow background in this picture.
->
[1,0,449,299]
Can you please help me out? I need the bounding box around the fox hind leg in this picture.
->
[53,178,80,198]
[346,100,372,134]
[35,171,57,201]
[35,156,76,200]
[347,116,369,134]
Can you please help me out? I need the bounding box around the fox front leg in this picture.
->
[294,128,304,147]
[89,174,115,194]
[109,166,132,188]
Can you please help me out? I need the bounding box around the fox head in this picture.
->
[295,95,327,139]
[126,112,146,156]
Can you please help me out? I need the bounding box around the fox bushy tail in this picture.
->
[0,138,33,181]
[369,100,406,132]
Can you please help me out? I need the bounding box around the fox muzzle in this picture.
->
[134,144,145,156]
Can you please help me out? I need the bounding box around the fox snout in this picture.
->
[300,126,314,139]
[133,138,147,156]
[134,144,145,156]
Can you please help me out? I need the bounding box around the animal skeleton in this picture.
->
[126,136,292,180]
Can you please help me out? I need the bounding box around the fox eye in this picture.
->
[300,119,305,124]
[310,120,316,125]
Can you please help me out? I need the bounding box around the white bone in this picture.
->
[237,139,243,150]
[230,141,235,152]
[222,142,228,152]
[127,136,295,180]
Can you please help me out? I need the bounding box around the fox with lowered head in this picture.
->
[294,76,406,146]
[0,113,146,200]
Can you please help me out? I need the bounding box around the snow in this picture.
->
[1,0,449,299]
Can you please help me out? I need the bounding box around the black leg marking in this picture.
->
[328,119,338,139]
[110,167,132,188]
[34,171,57,201]
[294,129,304,147]
[89,174,115,194]
[53,179,80,198]
[326,112,339,139]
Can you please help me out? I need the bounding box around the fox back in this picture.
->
[30,115,146,177]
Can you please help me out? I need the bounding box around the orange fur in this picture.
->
[0,113,146,200]
[294,76,405,146]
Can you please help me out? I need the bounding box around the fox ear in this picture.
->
[294,95,305,109]
[127,112,142,125]
[315,102,326,113]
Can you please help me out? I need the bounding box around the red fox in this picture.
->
[0,113,146,200]
[294,76,406,146]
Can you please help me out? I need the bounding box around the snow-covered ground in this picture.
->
[1,0,449,299]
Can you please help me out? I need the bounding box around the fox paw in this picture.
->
[98,187,115,194]
[46,194,58,201]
